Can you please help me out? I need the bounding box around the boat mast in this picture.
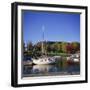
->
[41,25,45,55]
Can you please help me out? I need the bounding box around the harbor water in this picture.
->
[22,56,80,77]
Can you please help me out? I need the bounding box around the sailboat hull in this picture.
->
[32,57,56,65]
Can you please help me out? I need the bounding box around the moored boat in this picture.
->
[23,56,33,65]
[66,53,80,63]
[32,56,56,65]
[32,25,57,65]
[23,60,33,65]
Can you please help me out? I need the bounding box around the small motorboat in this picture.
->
[66,53,80,63]
[23,60,33,65]
[23,56,33,65]
[73,58,80,62]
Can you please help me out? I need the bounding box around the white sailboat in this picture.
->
[33,56,56,65]
[32,25,56,65]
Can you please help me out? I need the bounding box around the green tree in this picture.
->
[61,42,68,53]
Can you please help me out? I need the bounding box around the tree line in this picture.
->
[23,41,80,57]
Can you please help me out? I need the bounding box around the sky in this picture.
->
[22,10,80,45]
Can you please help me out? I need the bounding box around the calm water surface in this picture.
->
[22,56,80,77]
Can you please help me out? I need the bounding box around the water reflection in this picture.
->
[22,61,80,77]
